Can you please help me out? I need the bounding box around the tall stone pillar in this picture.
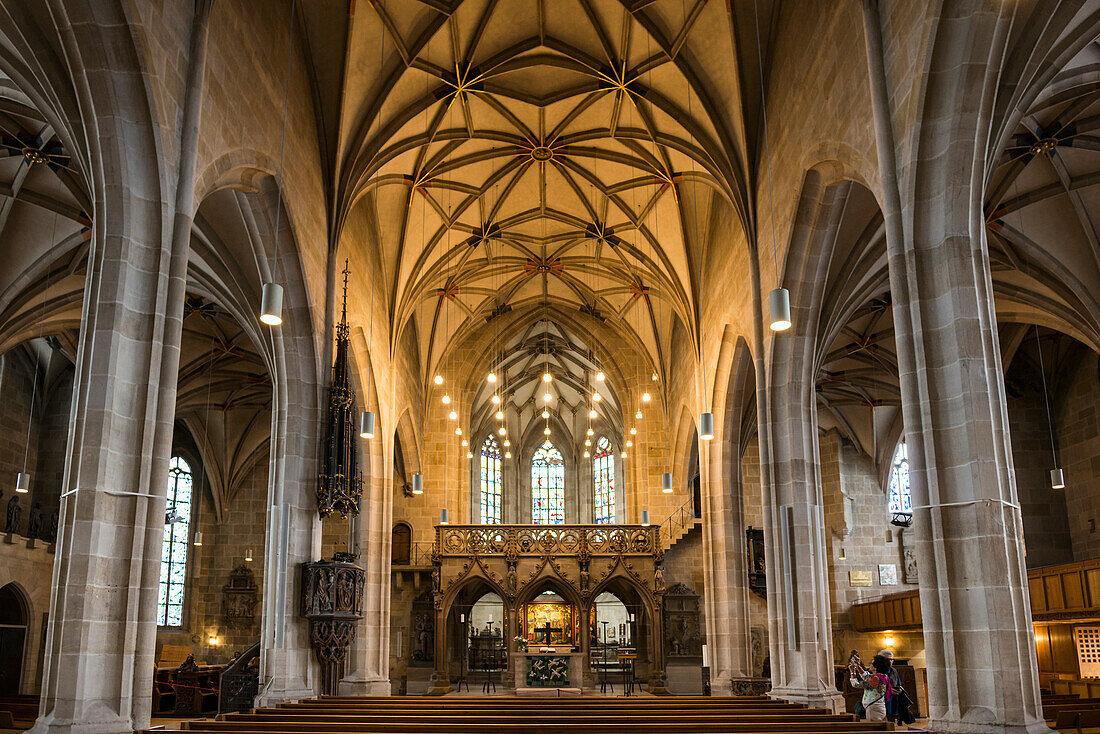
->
[862,3,1048,732]
[341,430,393,695]
[699,435,750,691]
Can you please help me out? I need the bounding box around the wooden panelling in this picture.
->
[851,590,921,632]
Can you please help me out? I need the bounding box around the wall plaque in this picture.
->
[848,570,873,587]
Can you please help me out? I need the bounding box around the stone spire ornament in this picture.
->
[317,261,363,518]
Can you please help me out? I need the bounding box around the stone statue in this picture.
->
[47,508,58,543]
[901,529,919,584]
[750,626,765,677]
[27,501,42,539]
[5,494,22,534]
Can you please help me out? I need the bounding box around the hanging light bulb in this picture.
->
[661,472,673,494]
[593,392,602,402]
[630,426,637,435]
[245,548,254,562]
[434,375,444,385]
[583,450,590,458]
[15,472,29,494]
[585,439,591,447]
[543,372,553,383]
[505,451,512,459]
[626,440,633,448]
[359,411,376,439]
[769,287,792,331]
[491,394,501,405]
[700,412,715,440]
[1051,468,1066,490]
[541,409,550,419]
[440,508,449,525]
[543,392,553,403]
[652,372,658,382]
[503,439,511,447]
[495,410,504,421]
[461,439,468,447]
[635,409,643,420]
[589,408,597,419]
[596,371,605,382]
[640,510,650,527]
[544,426,551,436]
[487,371,497,383]
[455,427,462,436]
[498,426,507,436]
[642,392,651,403]
[621,451,628,459]
[193,532,203,547]
[260,283,284,326]
[448,410,458,420]
[587,427,594,436]
[412,473,424,494]
[466,451,473,459]
[441,394,451,405]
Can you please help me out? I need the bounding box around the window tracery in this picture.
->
[531,441,565,524]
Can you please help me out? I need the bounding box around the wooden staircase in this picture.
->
[157,695,894,734]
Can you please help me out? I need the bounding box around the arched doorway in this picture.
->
[590,579,655,689]
[0,584,29,695]
[392,523,411,566]
[445,580,507,687]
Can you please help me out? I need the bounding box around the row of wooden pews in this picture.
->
[156,695,897,734]
[0,695,38,730]
[1044,691,1100,731]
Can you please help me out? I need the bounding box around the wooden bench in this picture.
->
[0,694,39,730]
[1054,709,1100,732]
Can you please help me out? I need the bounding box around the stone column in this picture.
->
[341,427,393,694]
[763,332,843,711]
[699,432,750,691]
[862,3,1047,732]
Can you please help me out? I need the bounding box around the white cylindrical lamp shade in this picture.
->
[699,412,715,440]
[440,508,449,525]
[661,472,673,494]
[1051,468,1065,490]
[412,473,423,494]
[359,410,376,439]
[640,510,650,526]
[15,472,30,493]
[260,283,284,326]
[769,287,791,331]
[193,531,203,547]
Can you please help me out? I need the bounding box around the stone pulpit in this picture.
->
[301,554,366,695]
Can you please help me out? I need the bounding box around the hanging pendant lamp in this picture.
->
[640,510,650,527]
[1051,468,1065,490]
[700,412,715,440]
[15,472,30,494]
[769,287,791,331]
[359,410,376,439]
[411,473,423,494]
[260,282,284,326]
[440,508,449,525]
[661,472,673,494]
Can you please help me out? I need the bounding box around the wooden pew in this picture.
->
[0,694,39,729]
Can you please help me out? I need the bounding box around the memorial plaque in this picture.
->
[848,570,873,587]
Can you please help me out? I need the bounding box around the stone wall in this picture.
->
[741,438,769,676]
[1053,350,1100,562]
[0,350,38,532]
[0,533,55,694]
[1006,356,1073,568]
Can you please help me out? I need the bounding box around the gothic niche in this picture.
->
[409,590,435,666]
[222,564,258,630]
[663,583,702,658]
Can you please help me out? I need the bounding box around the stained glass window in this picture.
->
[887,440,912,516]
[480,435,502,524]
[593,437,615,524]
[531,441,565,524]
[157,456,193,627]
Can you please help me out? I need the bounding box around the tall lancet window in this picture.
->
[480,435,502,524]
[593,437,615,524]
[158,456,193,627]
[887,440,912,517]
[531,441,565,524]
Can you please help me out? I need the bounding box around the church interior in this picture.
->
[1,2,1099,734]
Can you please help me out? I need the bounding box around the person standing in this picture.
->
[849,654,893,721]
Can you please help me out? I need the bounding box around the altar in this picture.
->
[512,651,585,693]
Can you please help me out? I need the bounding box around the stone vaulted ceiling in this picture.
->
[313,0,761,386]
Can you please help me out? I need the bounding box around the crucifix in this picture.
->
[542,621,553,644]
